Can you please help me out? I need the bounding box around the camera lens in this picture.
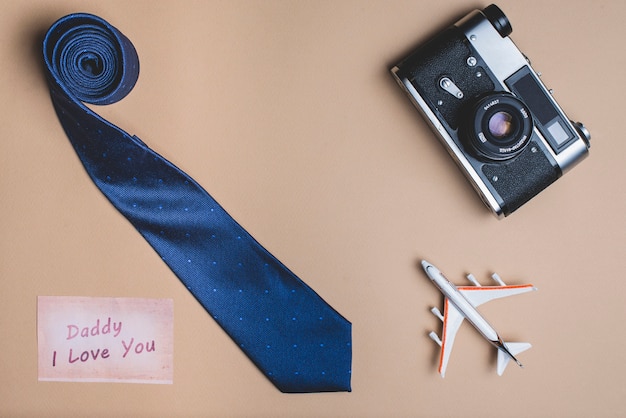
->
[488,111,515,138]
[463,93,533,161]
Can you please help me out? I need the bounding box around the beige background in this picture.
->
[1,0,624,416]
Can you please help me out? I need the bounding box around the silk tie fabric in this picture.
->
[42,13,352,393]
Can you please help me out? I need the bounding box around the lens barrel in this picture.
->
[464,93,533,161]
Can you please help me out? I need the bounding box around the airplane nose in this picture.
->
[421,260,431,270]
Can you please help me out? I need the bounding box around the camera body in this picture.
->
[391,4,590,218]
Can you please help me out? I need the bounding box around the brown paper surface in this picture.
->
[1,1,624,416]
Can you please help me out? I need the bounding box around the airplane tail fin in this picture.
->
[497,342,532,376]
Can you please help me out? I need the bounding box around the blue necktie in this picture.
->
[42,13,351,393]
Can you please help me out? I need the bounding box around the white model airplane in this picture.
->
[422,260,537,377]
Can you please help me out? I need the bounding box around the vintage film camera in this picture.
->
[391,4,590,218]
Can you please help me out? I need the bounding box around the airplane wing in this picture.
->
[436,298,465,377]
[457,284,536,308]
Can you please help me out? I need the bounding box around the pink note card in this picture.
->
[38,296,173,384]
